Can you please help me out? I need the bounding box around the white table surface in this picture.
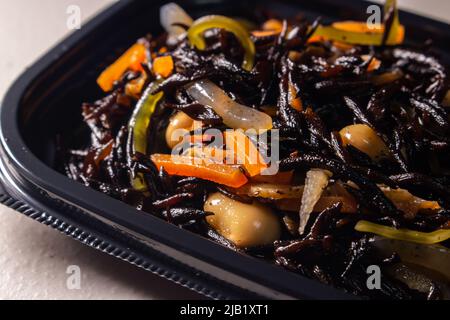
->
[0,0,449,300]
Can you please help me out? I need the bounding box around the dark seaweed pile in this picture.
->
[62,12,450,299]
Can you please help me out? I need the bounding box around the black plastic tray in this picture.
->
[1,0,449,300]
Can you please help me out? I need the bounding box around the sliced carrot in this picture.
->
[125,73,147,98]
[288,83,303,111]
[97,43,147,92]
[362,55,381,72]
[94,140,114,166]
[332,21,405,44]
[309,21,404,45]
[251,19,283,38]
[332,21,383,33]
[153,55,174,78]
[307,35,326,44]
[224,130,268,177]
[380,187,440,219]
[263,19,283,32]
[151,154,248,188]
[251,30,280,37]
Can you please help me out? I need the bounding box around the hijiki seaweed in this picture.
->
[61,2,450,299]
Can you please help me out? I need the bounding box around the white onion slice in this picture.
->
[186,80,273,130]
[160,3,193,40]
[298,169,332,234]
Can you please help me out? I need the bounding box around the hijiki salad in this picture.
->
[62,1,450,299]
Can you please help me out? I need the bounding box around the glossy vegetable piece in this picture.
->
[251,19,283,37]
[339,124,390,161]
[187,15,256,71]
[312,22,404,46]
[186,80,273,131]
[125,73,147,98]
[153,56,174,78]
[380,186,440,219]
[97,43,147,92]
[355,220,450,244]
[204,192,281,248]
[151,154,248,188]
[299,169,332,234]
[236,183,304,200]
[362,55,381,72]
[288,83,303,111]
[263,19,283,32]
[165,111,195,149]
[384,0,401,45]
[160,2,193,38]
[311,1,404,46]
[128,83,164,192]
[224,130,268,177]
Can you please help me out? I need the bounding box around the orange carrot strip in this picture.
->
[306,35,326,44]
[288,83,303,111]
[225,130,268,177]
[151,154,248,188]
[263,19,283,32]
[153,56,174,78]
[361,55,382,72]
[125,73,147,98]
[94,140,114,166]
[331,21,405,44]
[97,43,147,92]
[251,30,280,37]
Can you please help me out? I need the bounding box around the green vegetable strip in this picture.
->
[128,82,164,192]
[313,25,389,46]
[311,0,402,46]
[355,220,450,245]
[384,0,400,45]
[187,15,256,71]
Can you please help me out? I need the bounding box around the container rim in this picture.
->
[1,0,449,300]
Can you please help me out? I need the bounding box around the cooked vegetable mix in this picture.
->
[62,1,450,299]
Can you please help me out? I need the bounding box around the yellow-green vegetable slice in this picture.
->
[188,15,255,71]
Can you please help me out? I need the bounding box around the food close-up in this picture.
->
[59,1,450,299]
[1,0,450,303]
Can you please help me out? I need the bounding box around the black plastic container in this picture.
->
[1,0,449,300]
